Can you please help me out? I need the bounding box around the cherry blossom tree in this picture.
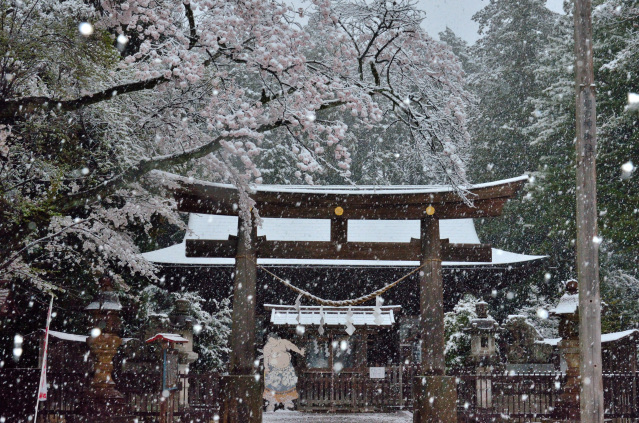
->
[0,0,470,290]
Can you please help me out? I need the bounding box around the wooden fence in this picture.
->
[2,368,639,421]
[456,372,563,422]
[0,369,219,422]
[298,369,639,420]
[603,373,638,420]
[297,365,417,412]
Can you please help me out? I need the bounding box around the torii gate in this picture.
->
[165,172,527,423]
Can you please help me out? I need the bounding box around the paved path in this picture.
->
[262,410,413,422]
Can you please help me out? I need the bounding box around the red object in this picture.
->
[145,333,188,344]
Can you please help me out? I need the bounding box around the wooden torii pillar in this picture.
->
[164,172,528,423]
[413,217,457,422]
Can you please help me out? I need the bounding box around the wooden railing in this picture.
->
[603,373,638,419]
[0,369,220,422]
[297,365,419,412]
[455,372,563,422]
[2,367,639,420]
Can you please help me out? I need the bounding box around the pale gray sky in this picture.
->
[419,0,566,44]
[289,0,566,44]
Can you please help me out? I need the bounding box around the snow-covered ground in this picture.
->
[262,410,413,422]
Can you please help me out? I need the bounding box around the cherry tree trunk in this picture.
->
[220,216,262,423]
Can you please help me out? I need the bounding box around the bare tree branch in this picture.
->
[0,76,169,121]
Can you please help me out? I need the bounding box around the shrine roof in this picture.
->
[148,171,529,219]
[31,329,135,343]
[601,329,638,343]
[142,214,546,268]
[265,304,401,327]
[538,330,638,347]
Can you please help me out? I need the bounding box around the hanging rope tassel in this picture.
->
[294,294,302,324]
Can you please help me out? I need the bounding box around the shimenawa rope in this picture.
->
[256,261,427,307]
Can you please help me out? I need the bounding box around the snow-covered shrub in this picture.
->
[137,285,231,371]
[444,294,480,369]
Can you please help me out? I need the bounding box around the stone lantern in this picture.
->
[465,301,499,369]
[145,298,199,405]
[550,279,580,422]
[167,299,200,374]
[464,301,500,409]
[78,276,131,422]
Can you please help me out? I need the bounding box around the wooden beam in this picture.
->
[185,238,492,262]
[574,0,603,421]
[169,176,527,220]
[176,195,511,219]
[330,218,348,244]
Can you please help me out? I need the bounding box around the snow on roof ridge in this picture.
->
[141,211,546,267]
[536,338,561,346]
[601,329,638,343]
[539,330,638,346]
[142,242,546,267]
[145,333,189,343]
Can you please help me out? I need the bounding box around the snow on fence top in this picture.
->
[35,329,135,343]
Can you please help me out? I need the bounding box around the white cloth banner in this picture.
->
[37,296,54,401]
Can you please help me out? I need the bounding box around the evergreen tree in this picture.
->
[467,0,564,306]
[468,0,639,331]
[469,0,558,181]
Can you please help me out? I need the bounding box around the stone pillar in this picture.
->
[552,280,581,422]
[219,215,262,423]
[77,276,132,422]
[414,217,457,423]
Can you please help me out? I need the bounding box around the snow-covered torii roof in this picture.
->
[142,214,546,268]
[149,171,529,220]
[265,304,401,327]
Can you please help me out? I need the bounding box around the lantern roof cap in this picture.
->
[145,333,189,344]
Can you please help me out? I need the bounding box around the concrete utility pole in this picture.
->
[573,0,604,422]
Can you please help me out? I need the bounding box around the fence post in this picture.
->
[551,280,581,421]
